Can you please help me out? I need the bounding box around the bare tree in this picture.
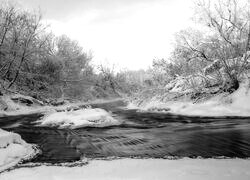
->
[196,0,250,89]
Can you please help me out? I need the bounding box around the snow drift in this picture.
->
[0,128,37,172]
[37,108,120,129]
[129,81,250,116]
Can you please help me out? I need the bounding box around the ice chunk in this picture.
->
[38,108,120,129]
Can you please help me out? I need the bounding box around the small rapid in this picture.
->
[0,100,250,164]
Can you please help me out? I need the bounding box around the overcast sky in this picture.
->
[3,0,195,70]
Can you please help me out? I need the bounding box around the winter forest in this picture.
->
[1,0,250,179]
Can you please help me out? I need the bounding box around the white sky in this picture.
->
[3,0,195,70]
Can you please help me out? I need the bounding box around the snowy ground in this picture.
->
[1,158,250,180]
[37,108,120,128]
[129,81,250,116]
[0,129,37,172]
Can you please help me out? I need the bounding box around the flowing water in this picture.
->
[0,100,250,163]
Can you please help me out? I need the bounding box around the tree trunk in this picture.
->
[8,55,25,88]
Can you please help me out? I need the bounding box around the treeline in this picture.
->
[2,1,248,102]
[151,0,250,92]
[0,4,147,101]
[0,4,90,100]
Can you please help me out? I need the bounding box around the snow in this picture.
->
[130,81,250,116]
[0,158,250,180]
[0,94,49,117]
[37,108,120,129]
[165,76,190,93]
[165,75,204,93]
[11,94,44,105]
[0,129,37,172]
[0,106,51,117]
[0,97,123,117]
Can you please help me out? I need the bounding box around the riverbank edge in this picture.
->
[128,79,250,116]
[0,92,124,117]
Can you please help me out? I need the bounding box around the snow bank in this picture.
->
[130,81,250,116]
[1,158,250,180]
[0,129,37,172]
[37,108,120,129]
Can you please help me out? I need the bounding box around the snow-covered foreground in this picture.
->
[0,129,37,172]
[1,158,250,180]
[130,81,250,116]
[37,108,120,128]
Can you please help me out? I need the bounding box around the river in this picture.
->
[0,100,250,164]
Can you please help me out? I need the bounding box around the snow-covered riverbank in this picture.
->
[0,129,38,172]
[0,93,122,117]
[129,81,250,117]
[1,158,250,180]
[0,94,47,117]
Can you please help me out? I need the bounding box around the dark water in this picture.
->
[0,100,250,163]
